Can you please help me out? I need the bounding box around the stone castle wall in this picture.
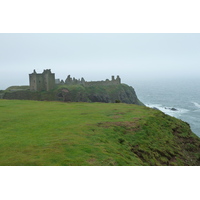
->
[29,69,121,91]
[84,78,121,87]
[85,75,121,86]
[58,75,121,87]
[29,69,55,91]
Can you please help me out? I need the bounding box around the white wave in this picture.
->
[192,102,200,109]
[146,104,189,118]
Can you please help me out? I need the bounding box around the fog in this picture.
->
[0,33,200,90]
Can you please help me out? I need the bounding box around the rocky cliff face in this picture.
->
[57,84,144,105]
[3,84,144,105]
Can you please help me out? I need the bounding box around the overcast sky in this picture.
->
[0,33,200,90]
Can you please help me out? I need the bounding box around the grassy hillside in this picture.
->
[3,84,144,105]
[0,99,200,166]
[6,85,30,90]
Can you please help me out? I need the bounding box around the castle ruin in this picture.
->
[29,69,121,91]
[29,69,55,91]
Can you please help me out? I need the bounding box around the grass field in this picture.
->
[0,99,200,166]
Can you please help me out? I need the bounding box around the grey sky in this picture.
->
[0,33,200,90]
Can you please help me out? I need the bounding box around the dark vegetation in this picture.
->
[2,84,144,105]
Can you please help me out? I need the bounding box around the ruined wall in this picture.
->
[85,76,121,87]
[61,75,121,87]
[64,75,85,85]
[30,69,121,91]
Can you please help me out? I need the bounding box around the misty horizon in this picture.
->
[1,33,200,90]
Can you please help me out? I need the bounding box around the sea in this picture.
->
[131,78,200,138]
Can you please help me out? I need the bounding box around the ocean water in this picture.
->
[131,78,200,137]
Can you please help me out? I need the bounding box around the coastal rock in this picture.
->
[164,107,178,111]
[152,107,159,110]
[170,108,178,111]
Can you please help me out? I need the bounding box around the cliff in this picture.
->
[3,84,144,105]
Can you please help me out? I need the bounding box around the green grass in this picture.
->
[0,99,200,166]
[6,85,30,90]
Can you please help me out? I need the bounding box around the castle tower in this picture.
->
[116,75,121,84]
[29,69,55,91]
[29,70,38,91]
[43,69,55,91]
[65,75,72,84]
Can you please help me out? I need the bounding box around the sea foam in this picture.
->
[192,102,200,109]
[146,104,189,118]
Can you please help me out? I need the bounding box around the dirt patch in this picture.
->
[112,112,126,119]
[97,118,142,134]
[116,112,126,115]
[87,158,97,165]
[131,146,179,166]
[112,115,122,119]
[172,125,200,165]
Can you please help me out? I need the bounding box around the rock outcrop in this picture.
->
[3,84,144,105]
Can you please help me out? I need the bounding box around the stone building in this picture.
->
[62,75,121,87]
[29,69,55,91]
[29,69,121,91]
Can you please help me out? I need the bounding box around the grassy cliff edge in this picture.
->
[0,99,199,166]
